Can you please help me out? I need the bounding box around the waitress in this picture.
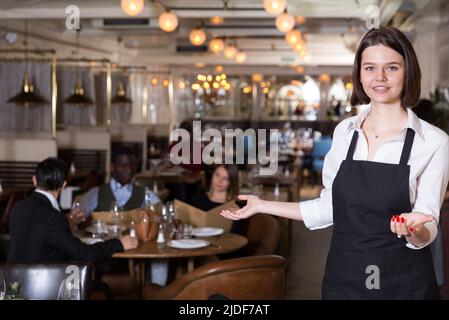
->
[221,28,449,299]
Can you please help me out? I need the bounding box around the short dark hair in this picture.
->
[350,28,421,108]
[111,146,135,164]
[35,157,67,191]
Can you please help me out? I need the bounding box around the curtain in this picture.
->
[56,66,96,127]
[0,61,52,132]
[111,74,132,124]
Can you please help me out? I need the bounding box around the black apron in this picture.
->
[322,128,439,299]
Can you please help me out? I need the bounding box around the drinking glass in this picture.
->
[72,200,80,210]
[181,224,193,239]
[111,201,123,225]
[0,270,6,300]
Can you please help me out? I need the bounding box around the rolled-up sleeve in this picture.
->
[408,136,449,249]
[300,121,349,230]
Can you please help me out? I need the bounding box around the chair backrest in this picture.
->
[245,213,281,256]
[0,262,93,300]
[143,255,286,300]
[311,136,332,158]
[0,191,28,233]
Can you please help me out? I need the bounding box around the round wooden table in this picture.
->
[113,233,248,287]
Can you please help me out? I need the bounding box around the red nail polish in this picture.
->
[409,228,414,232]
[391,216,395,221]
[401,217,405,223]
[396,216,400,222]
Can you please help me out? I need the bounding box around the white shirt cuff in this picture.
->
[405,220,438,250]
[299,200,333,230]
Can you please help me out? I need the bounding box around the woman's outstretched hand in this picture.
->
[221,195,262,220]
[390,212,434,238]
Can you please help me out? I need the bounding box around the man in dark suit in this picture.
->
[7,157,138,263]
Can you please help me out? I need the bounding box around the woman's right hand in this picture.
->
[221,195,262,220]
[120,235,139,251]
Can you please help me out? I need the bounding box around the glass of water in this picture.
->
[0,270,5,300]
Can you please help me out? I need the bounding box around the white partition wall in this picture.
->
[56,127,111,181]
[0,138,57,162]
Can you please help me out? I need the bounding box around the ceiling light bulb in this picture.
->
[209,38,224,53]
[295,16,306,25]
[264,0,286,15]
[121,0,144,16]
[159,11,178,32]
[224,46,237,59]
[252,73,263,83]
[285,30,302,45]
[276,13,295,33]
[189,28,207,46]
[235,51,247,64]
[320,73,330,82]
[210,16,224,25]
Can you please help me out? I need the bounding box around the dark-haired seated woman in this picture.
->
[190,164,247,236]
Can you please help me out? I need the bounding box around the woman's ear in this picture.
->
[32,175,37,187]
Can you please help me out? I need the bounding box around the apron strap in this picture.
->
[346,130,359,161]
[399,128,415,165]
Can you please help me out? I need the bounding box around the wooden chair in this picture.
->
[142,255,286,300]
[245,213,281,256]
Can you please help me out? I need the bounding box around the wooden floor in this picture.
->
[285,185,332,300]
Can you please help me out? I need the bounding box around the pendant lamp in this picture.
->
[64,30,93,106]
[7,20,48,107]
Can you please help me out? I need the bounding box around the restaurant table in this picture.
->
[112,233,248,288]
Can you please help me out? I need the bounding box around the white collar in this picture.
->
[110,178,132,190]
[346,105,425,141]
[35,189,61,212]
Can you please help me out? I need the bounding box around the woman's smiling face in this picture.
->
[360,44,405,106]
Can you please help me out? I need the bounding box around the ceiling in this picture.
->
[0,0,441,75]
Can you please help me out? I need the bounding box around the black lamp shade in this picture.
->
[7,72,48,106]
[7,91,48,106]
[64,93,94,105]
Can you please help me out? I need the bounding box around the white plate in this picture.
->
[107,225,126,233]
[191,227,224,237]
[80,237,104,245]
[167,239,210,249]
[85,226,108,234]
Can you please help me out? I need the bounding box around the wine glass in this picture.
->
[72,200,80,210]
[0,270,6,300]
[111,201,123,226]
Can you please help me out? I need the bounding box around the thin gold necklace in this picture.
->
[368,112,407,139]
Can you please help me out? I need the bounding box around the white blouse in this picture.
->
[300,106,449,249]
